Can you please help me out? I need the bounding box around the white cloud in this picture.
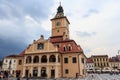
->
[0,0,120,58]
[50,0,120,57]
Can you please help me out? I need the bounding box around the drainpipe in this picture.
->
[78,53,80,77]
[60,54,63,78]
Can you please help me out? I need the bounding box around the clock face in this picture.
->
[56,22,60,26]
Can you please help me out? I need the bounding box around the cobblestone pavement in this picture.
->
[1,74,120,80]
[80,73,120,80]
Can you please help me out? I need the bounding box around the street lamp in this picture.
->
[8,60,12,78]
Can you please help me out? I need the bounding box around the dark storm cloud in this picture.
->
[0,0,53,20]
[76,31,97,37]
[0,0,54,58]
[0,38,26,57]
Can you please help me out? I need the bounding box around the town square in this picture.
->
[0,0,120,80]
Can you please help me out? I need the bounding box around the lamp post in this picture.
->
[118,50,120,54]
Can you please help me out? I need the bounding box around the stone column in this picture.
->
[55,66,58,78]
[56,54,58,63]
[31,56,34,63]
[47,55,49,64]
[39,55,41,64]
[30,67,33,77]
[38,67,41,77]
[46,67,50,78]
[24,56,27,64]
[22,67,25,77]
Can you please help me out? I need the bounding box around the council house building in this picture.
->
[17,4,87,78]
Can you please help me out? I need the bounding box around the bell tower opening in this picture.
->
[51,3,70,39]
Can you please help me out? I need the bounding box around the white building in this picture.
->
[86,58,94,73]
[2,55,18,75]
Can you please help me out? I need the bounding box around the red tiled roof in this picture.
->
[86,58,93,63]
[50,35,63,38]
[50,37,83,53]
[92,55,108,57]
[5,55,18,58]
[58,41,81,53]
[50,36,63,43]
[18,50,25,57]
[117,55,120,60]
[109,58,116,62]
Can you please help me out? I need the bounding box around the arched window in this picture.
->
[26,56,32,63]
[41,55,47,63]
[41,67,47,77]
[33,67,38,77]
[49,55,56,62]
[37,43,44,50]
[33,56,39,63]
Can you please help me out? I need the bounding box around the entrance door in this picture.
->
[51,70,55,78]
[16,70,21,78]
[25,70,29,77]
[41,67,47,77]
[33,69,38,77]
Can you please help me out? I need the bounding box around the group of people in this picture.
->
[0,71,9,79]
[0,71,21,80]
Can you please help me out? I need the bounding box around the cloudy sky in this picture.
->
[0,0,120,58]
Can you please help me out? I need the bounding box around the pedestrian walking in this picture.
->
[91,74,94,80]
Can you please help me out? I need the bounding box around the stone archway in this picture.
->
[41,67,47,77]
[49,55,56,62]
[33,67,38,77]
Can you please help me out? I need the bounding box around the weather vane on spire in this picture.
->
[59,0,61,6]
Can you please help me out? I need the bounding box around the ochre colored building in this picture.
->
[16,4,87,78]
[91,55,109,71]
[16,50,25,77]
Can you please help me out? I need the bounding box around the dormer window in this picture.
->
[63,46,66,51]
[37,43,44,50]
[68,46,72,51]
[68,44,72,51]
[57,44,59,48]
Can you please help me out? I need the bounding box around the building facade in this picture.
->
[16,50,25,78]
[2,55,18,77]
[109,57,120,72]
[86,58,94,73]
[91,55,109,71]
[18,4,87,78]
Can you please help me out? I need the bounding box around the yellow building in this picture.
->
[16,50,25,78]
[16,4,87,78]
[91,55,109,72]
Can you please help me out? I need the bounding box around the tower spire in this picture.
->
[57,2,64,14]
[51,2,70,38]
[59,1,61,6]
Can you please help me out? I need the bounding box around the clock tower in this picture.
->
[51,4,70,39]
